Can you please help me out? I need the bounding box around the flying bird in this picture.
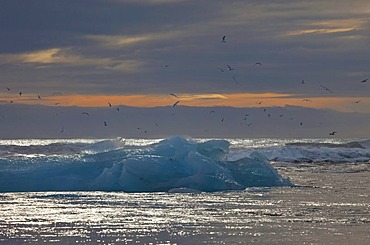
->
[38,95,42,99]
[302,99,312,102]
[104,121,107,126]
[19,92,22,96]
[81,112,90,116]
[301,80,305,84]
[360,79,368,83]
[227,65,234,71]
[320,84,333,93]
[329,131,336,136]
[108,102,112,107]
[232,75,239,84]
[173,100,180,107]
[254,62,262,66]
[221,35,226,43]
[170,93,178,98]
[6,87,10,91]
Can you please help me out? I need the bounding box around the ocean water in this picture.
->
[0,137,369,244]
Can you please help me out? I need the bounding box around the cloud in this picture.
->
[0,48,144,72]
[285,18,368,36]
[85,30,185,49]
[110,0,187,4]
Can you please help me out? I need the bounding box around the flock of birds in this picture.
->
[2,35,369,137]
[162,35,368,136]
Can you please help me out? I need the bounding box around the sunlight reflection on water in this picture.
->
[1,166,369,245]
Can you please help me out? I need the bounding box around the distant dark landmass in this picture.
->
[0,104,369,138]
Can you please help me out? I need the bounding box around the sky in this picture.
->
[0,0,369,138]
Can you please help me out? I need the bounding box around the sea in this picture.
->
[0,136,369,244]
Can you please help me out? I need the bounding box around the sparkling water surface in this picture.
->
[0,138,369,244]
[1,162,369,244]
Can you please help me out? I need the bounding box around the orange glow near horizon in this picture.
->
[1,93,369,113]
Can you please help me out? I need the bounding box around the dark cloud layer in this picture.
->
[0,0,369,99]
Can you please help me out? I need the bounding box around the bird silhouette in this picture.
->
[320,84,333,93]
[173,101,180,107]
[227,65,234,71]
[360,79,368,83]
[170,93,178,98]
[104,121,107,126]
[254,62,262,66]
[81,112,90,116]
[232,75,239,84]
[329,131,336,136]
[221,35,226,43]
[108,102,112,107]
[19,92,22,96]
[38,95,42,99]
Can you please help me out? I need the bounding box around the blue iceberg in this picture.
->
[0,136,292,192]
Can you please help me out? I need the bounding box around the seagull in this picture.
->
[258,101,263,105]
[161,64,169,68]
[354,100,361,104]
[81,112,90,116]
[6,87,10,91]
[217,67,225,72]
[210,110,216,114]
[19,92,22,96]
[170,93,178,98]
[38,95,42,99]
[254,62,262,66]
[232,75,239,84]
[108,102,112,107]
[221,35,226,43]
[227,65,234,71]
[104,121,107,126]
[173,100,180,107]
[329,131,336,136]
[302,99,312,102]
[320,84,333,93]
[360,79,368,83]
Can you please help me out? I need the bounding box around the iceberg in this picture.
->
[0,136,292,192]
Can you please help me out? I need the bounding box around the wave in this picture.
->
[229,139,370,163]
[0,136,292,192]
